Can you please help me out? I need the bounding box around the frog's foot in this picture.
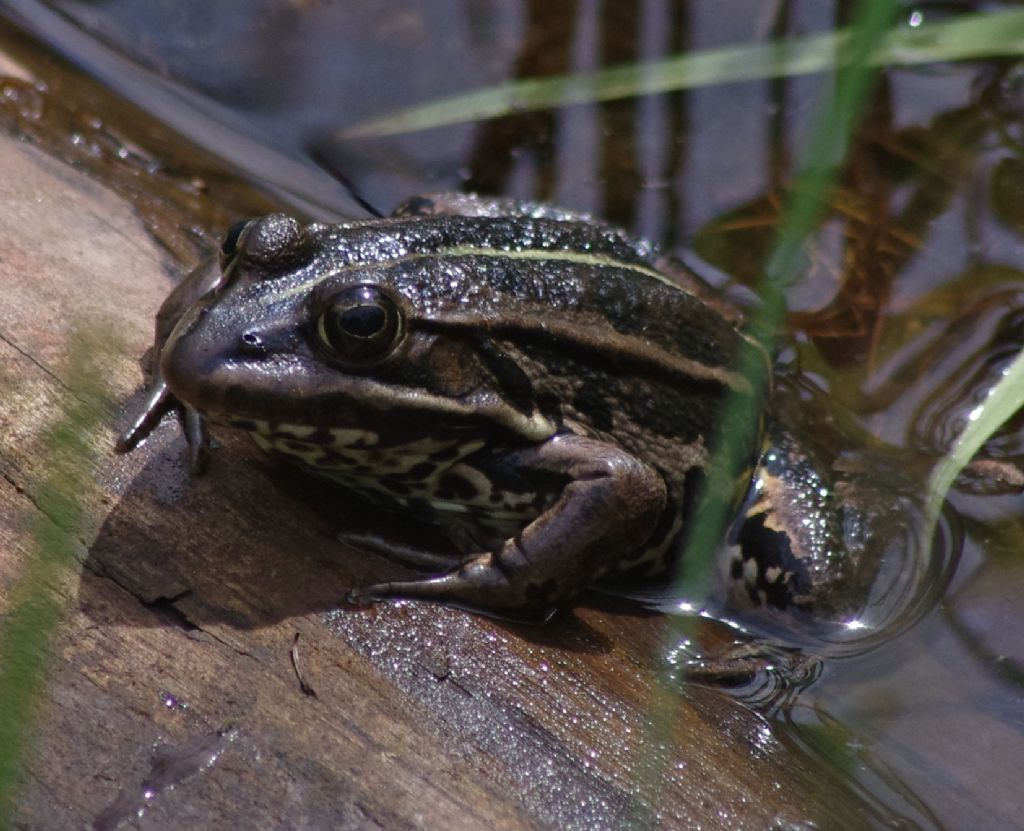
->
[359,435,667,622]
[359,549,559,623]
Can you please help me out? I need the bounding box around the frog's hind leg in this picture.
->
[726,425,854,616]
[358,435,667,622]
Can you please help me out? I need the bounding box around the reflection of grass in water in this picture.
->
[0,333,107,823]
[341,8,1024,139]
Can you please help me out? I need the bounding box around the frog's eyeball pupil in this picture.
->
[339,304,386,338]
[317,285,402,363]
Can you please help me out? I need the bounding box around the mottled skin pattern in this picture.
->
[118,194,844,621]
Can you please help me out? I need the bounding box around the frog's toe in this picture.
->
[116,380,175,453]
[344,586,378,609]
[361,554,558,622]
[182,408,211,474]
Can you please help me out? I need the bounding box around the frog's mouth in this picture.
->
[162,331,560,450]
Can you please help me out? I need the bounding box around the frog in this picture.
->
[117,193,862,622]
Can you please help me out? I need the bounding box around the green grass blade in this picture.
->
[341,9,1024,139]
[0,331,108,824]
[671,0,901,601]
[924,348,1024,538]
[634,2,900,823]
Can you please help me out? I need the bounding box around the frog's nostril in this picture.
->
[238,330,268,357]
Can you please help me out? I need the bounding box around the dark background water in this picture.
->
[4,1,1024,827]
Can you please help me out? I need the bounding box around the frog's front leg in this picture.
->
[116,377,211,473]
[116,256,226,472]
[363,434,668,620]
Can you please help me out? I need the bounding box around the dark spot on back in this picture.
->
[473,336,537,416]
[309,426,335,446]
[437,471,479,501]
[430,444,463,462]
[320,449,356,467]
[408,461,436,480]
[571,382,615,433]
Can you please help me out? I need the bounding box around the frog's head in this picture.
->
[159,213,557,449]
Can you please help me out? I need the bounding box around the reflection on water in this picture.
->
[6,0,1024,827]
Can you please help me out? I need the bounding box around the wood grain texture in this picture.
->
[0,130,873,830]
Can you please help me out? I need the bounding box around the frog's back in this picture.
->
[318,211,762,485]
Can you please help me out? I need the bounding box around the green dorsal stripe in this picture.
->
[269,246,688,301]
[441,246,679,287]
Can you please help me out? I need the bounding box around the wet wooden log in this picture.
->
[0,116,876,830]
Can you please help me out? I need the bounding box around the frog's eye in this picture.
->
[316,285,404,363]
[219,219,253,267]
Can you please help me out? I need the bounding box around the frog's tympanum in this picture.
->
[119,194,861,621]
